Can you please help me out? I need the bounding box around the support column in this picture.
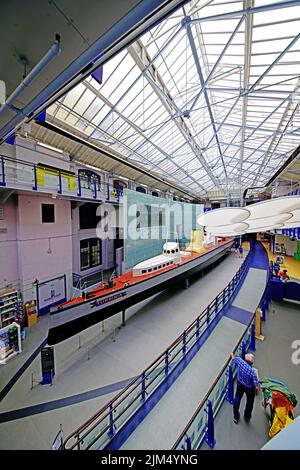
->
[121,309,126,327]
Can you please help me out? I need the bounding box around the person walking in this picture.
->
[230,352,260,423]
[238,245,243,258]
[273,262,280,277]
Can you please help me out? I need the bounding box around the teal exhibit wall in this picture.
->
[124,189,203,271]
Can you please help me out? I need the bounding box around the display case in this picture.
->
[0,290,19,329]
[0,322,21,364]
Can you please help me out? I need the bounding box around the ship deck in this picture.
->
[62,239,232,308]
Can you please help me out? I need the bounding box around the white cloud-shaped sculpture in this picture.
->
[247,225,283,233]
[281,221,300,229]
[197,196,300,236]
[197,207,250,227]
[246,196,300,220]
[206,222,248,235]
[246,213,292,232]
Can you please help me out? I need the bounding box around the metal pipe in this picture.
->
[0,0,188,143]
[0,36,61,117]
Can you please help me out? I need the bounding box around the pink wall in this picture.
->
[0,197,18,291]
[16,194,73,301]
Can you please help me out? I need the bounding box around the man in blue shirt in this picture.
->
[230,352,260,423]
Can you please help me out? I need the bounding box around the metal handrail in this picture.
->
[0,153,123,197]
[171,319,255,450]
[172,243,272,450]
[63,242,252,450]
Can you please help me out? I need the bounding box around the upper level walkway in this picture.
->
[0,154,122,204]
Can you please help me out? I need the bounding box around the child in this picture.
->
[280,269,290,283]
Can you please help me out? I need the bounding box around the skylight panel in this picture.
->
[254,7,300,26]
[252,21,300,40]
[90,104,111,126]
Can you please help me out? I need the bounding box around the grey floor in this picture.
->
[121,317,245,450]
[232,268,267,312]
[0,253,244,450]
[0,314,49,392]
[201,300,300,450]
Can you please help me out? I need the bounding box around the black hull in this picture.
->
[47,246,230,345]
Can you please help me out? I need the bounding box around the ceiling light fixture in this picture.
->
[37,142,64,153]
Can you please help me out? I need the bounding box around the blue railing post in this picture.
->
[108,403,115,437]
[77,174,82,197]
[205,400,216,449]
[93,179,97,199]
[196,317,200,338]
[58,171,62,194]
[0,157,6,186]
[226,364,234,404]
[106,183,110,201]
[141,371,146,402]
[261,303,266,322]
[184,434,192,450]
[222,289,226,306]
[241,341,246,360]
[250,323,256,352]
[32,164,37,190]
[182,330,187,355]
[117,188,120,203]
[164,350,169,375]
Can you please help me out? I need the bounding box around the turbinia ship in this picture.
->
[47,230,233,344]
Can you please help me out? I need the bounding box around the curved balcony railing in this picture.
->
[62,242,253,450]
[0,154,122,203]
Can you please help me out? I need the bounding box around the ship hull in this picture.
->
[47,240,232,344]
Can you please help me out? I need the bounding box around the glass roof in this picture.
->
[48,0,300,198]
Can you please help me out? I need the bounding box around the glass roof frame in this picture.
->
[48,0,300,198]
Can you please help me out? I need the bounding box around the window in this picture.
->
[79,203,101,230]
[80,238,102,271]
[142,270,146,274]
[136,186,146,193]
[42,204,55,223]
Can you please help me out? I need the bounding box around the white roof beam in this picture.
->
[127,39,222,191]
